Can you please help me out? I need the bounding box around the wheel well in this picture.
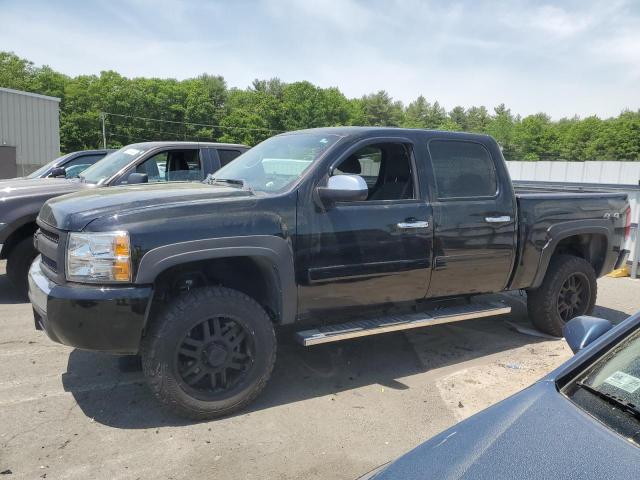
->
[553,233,607,275]
[150,256,282,323]
[0,222,37,260]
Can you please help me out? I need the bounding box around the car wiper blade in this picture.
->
[205,175,246,188]
[577,381,640,420]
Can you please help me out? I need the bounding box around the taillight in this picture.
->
[625,206,632,242]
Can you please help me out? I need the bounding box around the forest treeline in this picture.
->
[2,51,639,160]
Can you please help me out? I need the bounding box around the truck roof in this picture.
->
[281,126,492,141]
[120,141,249,150]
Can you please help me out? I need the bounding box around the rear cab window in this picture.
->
[428,140,498,199]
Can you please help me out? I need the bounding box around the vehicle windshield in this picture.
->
[79,145,151,184]
[580,329,640,407]
[26,154,71,178]
[211,133,341,193]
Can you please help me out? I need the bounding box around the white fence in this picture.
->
[507,161,640,277]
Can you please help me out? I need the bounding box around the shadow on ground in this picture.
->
[60,292,631,429]
[0,273,28,305]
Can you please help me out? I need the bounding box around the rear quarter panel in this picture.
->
[509,192,628,290]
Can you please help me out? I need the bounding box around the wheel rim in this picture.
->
[175,316,254,400]
[557,272,590,322]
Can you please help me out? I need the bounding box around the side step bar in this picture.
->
[296,301,511,346]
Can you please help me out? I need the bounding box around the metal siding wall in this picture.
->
[0,88,60,177]
[507,161,640,184]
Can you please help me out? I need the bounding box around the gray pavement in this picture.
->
[1,265,638,479]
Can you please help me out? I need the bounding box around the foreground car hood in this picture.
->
[39,182,254,231]
[375,381,638,479]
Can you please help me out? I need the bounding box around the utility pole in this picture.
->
[100,112,107,148]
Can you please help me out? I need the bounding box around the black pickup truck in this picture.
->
[0,141,247,294]
[28,127,630,419]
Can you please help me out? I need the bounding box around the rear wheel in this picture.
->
[527,255,597,337]
[141,286,276,420]
[6,236,38,298]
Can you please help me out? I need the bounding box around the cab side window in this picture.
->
[218,149,243,167]
[429,140,497,199]
[131,149,203,183]
[332,143,415,201]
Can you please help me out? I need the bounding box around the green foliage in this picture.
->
[1,51,639,160]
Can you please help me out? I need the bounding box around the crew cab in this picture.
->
[0,141,247,294]
[28,127,630,419]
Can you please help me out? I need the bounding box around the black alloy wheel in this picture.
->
[176,316,253,399]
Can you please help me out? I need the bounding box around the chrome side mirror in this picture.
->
[317,175,368,205]
[563,315,613,353]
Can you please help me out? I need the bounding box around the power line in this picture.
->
[102,112,282,133]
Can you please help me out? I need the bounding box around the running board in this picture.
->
[296,301,511,346]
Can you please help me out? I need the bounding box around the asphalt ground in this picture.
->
[1,264,638,479]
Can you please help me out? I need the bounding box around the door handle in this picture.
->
[397,220,429,229]
[485,216,512,223]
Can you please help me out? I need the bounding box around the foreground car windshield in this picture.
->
[566,328,640,444]
[26,154,71,178]
[79,145,151,184]
[212,133,341,192]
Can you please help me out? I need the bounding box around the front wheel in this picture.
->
[527,255,597,337]
[7,236,38,298]
[141,287,276,420]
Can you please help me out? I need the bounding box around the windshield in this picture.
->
[580,329,640,406]
[79,145,151,184]
[565,327,640,444]
[26,154,71,178]
[212,133,341,192]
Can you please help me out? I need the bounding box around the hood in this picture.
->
[39,182,255,231]
[0,177,87,200]
[375,381,638,479]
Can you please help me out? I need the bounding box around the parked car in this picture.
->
[28,127,630,419]
[23,149,114,179]
[1,141,248,294]
[361,312,640,479]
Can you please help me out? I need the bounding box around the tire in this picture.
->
[140,286,276,420]
[6,236,38,298]
[527,254,597,337]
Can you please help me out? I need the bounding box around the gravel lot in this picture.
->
[1,263,638,480]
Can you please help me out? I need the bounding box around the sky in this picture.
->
[1,0,639,119]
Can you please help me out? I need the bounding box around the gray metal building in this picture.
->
[0,87,61,178]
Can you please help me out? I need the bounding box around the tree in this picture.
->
[360,91,403,126]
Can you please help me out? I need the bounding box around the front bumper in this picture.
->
[28,256,153,354]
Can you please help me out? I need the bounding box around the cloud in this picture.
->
[0,0,638,119]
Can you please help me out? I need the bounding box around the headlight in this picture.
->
[66,231,131,283]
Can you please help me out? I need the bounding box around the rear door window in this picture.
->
[217,149,243,167]
[428,140,497,199]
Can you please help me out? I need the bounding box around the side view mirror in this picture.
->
[127,172,149,184]
[49,166,66,178]
[317,175,368,205]
[563,315,613,354]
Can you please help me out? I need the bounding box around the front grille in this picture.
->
[35,221,65,282]
[39,228,59,244]
[41,255,58,273]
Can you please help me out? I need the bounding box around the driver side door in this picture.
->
[296,139,433,318]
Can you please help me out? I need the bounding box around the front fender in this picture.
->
[135,235,297,324]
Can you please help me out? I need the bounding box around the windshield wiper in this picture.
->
[577,381,640,420]
[205,175,246,188]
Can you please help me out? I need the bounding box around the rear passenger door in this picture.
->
[426,139,517,297]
